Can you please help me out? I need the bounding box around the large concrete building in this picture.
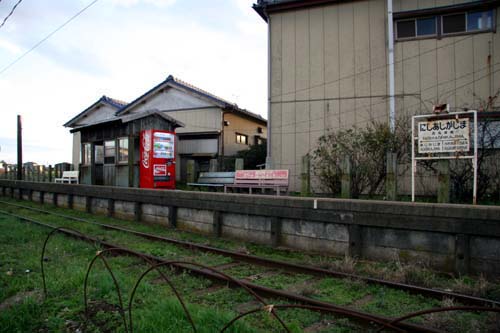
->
[254,0,500,191]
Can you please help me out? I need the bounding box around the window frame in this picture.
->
[104,139,116,165]
[395,8,495,42]
[82,143,91,166]
[117,137,129,164]
[236,133,249,145]
[441,12,467,36]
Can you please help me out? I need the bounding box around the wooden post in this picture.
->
[17,115,23,181]
[235,158,244,171]
[209,159,218,172]
[341,156,351,199]
[386,152,397,201]
[48,165,53,183]
[128,136,135,187]
[90,143,96,185]
[186,160,195,183]
[301,154,310,196]
[437,160,450,204]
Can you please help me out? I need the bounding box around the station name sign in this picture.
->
[418,118,470,154]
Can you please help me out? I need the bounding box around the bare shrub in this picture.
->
[312,118,410,197]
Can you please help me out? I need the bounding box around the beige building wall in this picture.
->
[268,0,500,192]
[223,113,267,156]
[126,87,223,134]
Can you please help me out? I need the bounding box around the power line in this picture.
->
[0,0,23,29]
[0,0,100,76]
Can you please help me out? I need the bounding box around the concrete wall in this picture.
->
[267,0,500,192]
[224,113,267,156]
[2,180,499,276]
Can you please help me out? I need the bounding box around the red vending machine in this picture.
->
[140,130,176,189]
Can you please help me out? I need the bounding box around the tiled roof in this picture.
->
[70,109,185,133]
[116,75,267,124]
[64,95,128,128]
[103,96,128,108]
[168,75,237,109]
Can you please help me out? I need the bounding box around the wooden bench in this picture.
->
[187,172,235,189]
[224,170,289,196]
[54,171,79,184]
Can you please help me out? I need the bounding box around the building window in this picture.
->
[104,140,115,164]
[82,143,91,165]
[467,10,493,31]
[396,9,494,40]
[95,145,104,164]
[417,17,437,36]
[236,133,248,145]
[442,13,466,34]
[118,137,129,163]
[396,17,436,39]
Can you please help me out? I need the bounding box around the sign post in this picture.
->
[411,111,478,204]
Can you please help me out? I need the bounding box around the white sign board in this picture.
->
[418,118,470,154]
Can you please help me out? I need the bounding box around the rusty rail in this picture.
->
[1,208,445,332]
[1,200,498,308]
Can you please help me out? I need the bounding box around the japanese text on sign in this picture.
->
[418,118,470,154]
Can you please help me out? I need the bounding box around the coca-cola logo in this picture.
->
[142,131,151,169]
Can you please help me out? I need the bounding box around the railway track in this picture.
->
[0,199,497,308]
[1,199,499,332]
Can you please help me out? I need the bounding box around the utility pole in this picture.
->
[17,115,23,180]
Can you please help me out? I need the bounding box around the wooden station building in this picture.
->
[70,110,184,187]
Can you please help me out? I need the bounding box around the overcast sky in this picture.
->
[0,0,267,164]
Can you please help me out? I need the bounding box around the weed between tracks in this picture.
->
[0,198,499,332]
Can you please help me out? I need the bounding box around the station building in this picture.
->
[65,75,267,185]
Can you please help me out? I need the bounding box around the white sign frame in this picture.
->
[411,110,478,205]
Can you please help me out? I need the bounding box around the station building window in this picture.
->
[104,140,116,164]
[395,9,494,40]
[118,137,129,163]
[236,133,248,145]
[82,143,91,165]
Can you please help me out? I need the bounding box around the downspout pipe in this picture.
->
[387,0,396,133]
[265,8,272,169]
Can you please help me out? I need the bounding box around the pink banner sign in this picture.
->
[235,170,289,179]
